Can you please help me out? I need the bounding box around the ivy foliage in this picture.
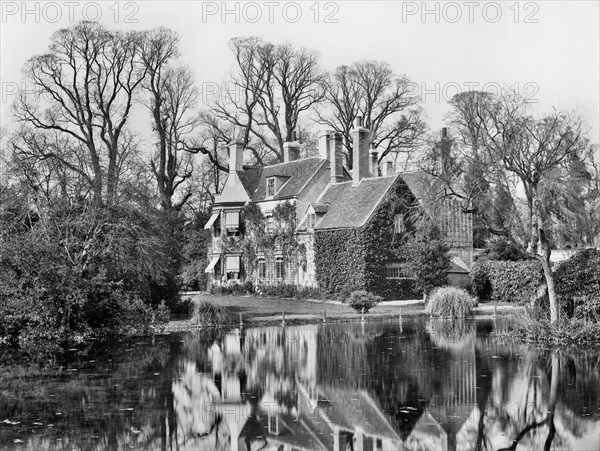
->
[315,177,434,300]
[240,201,302,278]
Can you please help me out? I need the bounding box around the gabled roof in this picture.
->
[314,176,399,230]
[250,158,326,201]
[399,171,441,216]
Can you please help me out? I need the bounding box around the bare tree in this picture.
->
[141,28,201,211]
[13,21,148,205]
[212,37,326,164]
[316,60,424,167]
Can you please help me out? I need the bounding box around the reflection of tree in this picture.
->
[497,352,560,451]
[172,361,231,450]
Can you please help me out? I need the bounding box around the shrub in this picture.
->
[481,237,528,261]
[426,286,478,318]
[506,309,600,344]
[471,260,543,303]
[347,290,382,313]
[553,248,600,317]
[169,296,195,318]
[193,301,231,327]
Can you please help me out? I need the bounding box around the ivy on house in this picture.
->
[240,200,304,280]
[314,177,436,300]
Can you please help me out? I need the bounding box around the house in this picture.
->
[204,119,473,298]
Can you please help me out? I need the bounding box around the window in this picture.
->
[226,255,241,280]
[266,215,275,234]
[385,263,413,279]
[306,213,316,230]
[258,258,266,278]
[267,177,275,197]
[394,214,406,234]
[275,256,285,279]
[225,211,240,230]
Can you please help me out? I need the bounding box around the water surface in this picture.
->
[1,318,599,450]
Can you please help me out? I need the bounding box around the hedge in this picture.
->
[554,248,600,318]
[471,259,543,303]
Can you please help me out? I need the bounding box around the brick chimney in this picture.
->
[352,116,370,185]
[369,143,379,177]
[283,130,301,162]
[383,161,394,176]
[228,140,244,173]
[319,129,334,160]
[329,132,344,183]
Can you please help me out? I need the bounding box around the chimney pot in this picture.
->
[354,115,363,128]
[442,127,448,139]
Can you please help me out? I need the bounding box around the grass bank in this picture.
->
[166,292,523,332]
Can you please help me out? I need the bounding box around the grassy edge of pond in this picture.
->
[164,292,524,332]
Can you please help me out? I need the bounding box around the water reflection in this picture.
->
[1,319,599,450]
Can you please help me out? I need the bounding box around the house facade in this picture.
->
[204,119,473,298]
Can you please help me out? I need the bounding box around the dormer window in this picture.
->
[306,213,316,230]
[267,177,275,197]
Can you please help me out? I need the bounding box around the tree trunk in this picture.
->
[535,193,559,323]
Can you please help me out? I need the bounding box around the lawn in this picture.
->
[166,292,425,331]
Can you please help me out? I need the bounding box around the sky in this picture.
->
[1,0,599,147]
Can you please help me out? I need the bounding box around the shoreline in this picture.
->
[164,292,525,333]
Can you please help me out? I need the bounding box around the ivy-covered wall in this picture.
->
[314,228,366,294]
[314,177,420,300]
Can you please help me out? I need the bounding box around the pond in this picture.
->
[1,318,599,450]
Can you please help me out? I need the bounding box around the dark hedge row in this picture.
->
[554,248,600,318]
[471,259,544,303]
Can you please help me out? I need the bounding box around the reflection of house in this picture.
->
[204,121,473,298]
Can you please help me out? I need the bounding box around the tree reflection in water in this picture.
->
[1,320,599,450]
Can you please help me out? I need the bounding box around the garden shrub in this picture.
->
[193,301,231,327]
[471,260,543,303]
[347,290,382,313]
[426,286,478,317]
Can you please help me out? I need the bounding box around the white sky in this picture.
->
[1,0,599,145]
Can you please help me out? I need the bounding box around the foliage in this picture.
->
[240,201,299,280]
[0,199,172,350]
[395,215,451,295]
[471,260,543,303]
[315,178,422,300]
[553,248,600,317]
[481,236,529,261]
[193,301,231,327]
[507,309,600,344]
[180,216,212,291]
[209,281,254,296]
[314,228,366,295]
[347,290,382,313]
[426,286,478,318]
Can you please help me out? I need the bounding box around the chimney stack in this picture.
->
[319,130,334,160]
[329,132,344,183]
[369,143,379,177]
[352,115,370,185]
[229,140,244,173]
[384,161,394,176]
[283,130,301,162]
